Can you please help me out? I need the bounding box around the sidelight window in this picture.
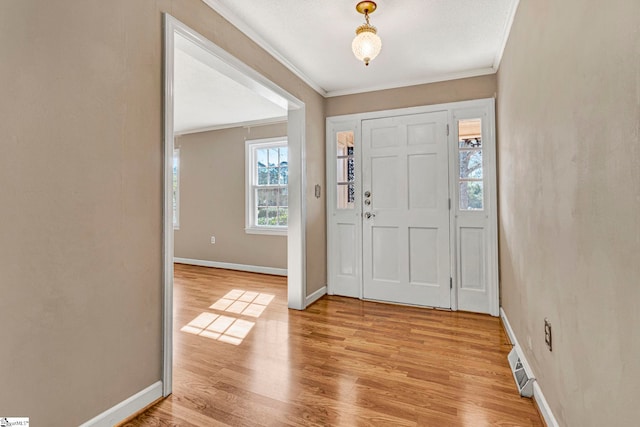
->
[336,131,355,210]
[458,119,484,210]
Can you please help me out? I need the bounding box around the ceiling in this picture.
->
[203,0,519,97]
[174,33,287,135]
[173,1,518,134]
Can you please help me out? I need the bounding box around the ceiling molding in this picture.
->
[175,116,288,137]
[493,0,521,70]
[324,68,497,98]
[203,0,516,99]
[202,0,327,97]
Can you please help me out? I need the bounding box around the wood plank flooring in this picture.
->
[123,264,543,426]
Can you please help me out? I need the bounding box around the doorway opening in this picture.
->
[163,14,306,397]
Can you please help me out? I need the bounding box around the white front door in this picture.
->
[361,111,451,308]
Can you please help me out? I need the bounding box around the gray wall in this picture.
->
[325,74,497,117]
[174,124,287,269]
[496,0,640,425]
[0,1,324,425]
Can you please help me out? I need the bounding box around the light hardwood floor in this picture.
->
[124,264,543,426]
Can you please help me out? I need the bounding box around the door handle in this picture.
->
[364,212,376,219]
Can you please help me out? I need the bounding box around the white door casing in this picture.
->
[163,14,307,398]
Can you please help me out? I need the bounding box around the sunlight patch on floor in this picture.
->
[180,289,274,345]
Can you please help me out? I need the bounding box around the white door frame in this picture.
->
[162,14,307,397]
[326,98,498,316]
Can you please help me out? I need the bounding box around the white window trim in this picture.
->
[173,148,180,230]
[245,137,288,236]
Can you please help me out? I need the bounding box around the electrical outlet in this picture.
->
[210,236,216,244]
[544,318,552,351]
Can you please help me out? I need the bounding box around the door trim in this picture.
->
[326,98,498,316]
[163,14,307,397]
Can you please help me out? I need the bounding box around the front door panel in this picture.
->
[362,112,451,308]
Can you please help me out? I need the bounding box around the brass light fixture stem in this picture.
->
[355,1,377,29]
[355,1,377,15]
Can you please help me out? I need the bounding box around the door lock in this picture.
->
[364,199,371,206]
[364,191,371,198]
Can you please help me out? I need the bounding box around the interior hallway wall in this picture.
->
[174,123,287,269]
[496,0,640,424]
[325,74,497,117]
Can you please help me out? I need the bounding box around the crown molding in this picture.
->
[202,1,514,99]
[493,0,521,70]
[202,0,327,97]
[324,67,497,98]
[175,116,288,136]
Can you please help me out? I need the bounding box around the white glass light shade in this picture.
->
[352,27,382,66]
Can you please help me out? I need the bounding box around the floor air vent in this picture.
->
[508,347,534,397]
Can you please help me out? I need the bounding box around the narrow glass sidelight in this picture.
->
[458,119,484,210]
[336,130,355,209]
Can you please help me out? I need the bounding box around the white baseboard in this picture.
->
[500,308,559,427]
[500,307,535,374]
[305,285,327,307]
[174,257,287,276]
[533,381,558,427]
[79,381,162,427]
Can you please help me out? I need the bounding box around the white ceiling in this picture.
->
[173,1,518,134]
[203,0,519,97]
[174,34,287,134]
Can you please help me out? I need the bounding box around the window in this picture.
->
[457,119,484,210]
[173,148,180,228]
[245,138,288,235]
[336,131,355,209]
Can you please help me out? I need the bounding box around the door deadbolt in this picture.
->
[364,199,371,205]
[364,191,371,198]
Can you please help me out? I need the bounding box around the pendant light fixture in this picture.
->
[352,1,382,66]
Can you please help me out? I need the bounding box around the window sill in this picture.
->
[245,227,287,236]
